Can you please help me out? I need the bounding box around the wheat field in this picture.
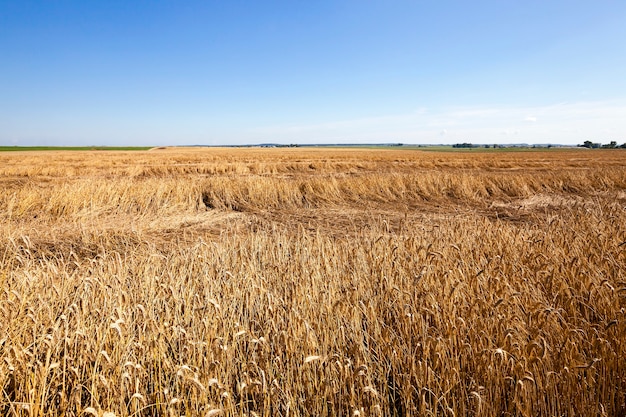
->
[1,147,625,417]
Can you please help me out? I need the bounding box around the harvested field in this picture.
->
[1,147,625,416]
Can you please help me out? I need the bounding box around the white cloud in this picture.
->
[247,100,626,145]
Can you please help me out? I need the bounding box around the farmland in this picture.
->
[1,147,625,416]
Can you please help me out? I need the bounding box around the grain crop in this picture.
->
[1,147,625,416]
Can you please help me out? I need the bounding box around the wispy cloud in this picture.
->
[248,100,626,144]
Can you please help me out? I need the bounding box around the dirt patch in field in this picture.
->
[491,193,587,211]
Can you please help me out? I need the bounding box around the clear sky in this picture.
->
[2,1,626,146]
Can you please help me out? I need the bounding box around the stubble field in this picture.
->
[1,147,625,416]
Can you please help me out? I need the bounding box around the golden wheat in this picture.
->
[0,147,625,416]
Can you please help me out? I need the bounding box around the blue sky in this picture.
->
[1,1,626,146]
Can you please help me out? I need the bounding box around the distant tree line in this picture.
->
[579,140,626,149]
[452,143,515,148]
